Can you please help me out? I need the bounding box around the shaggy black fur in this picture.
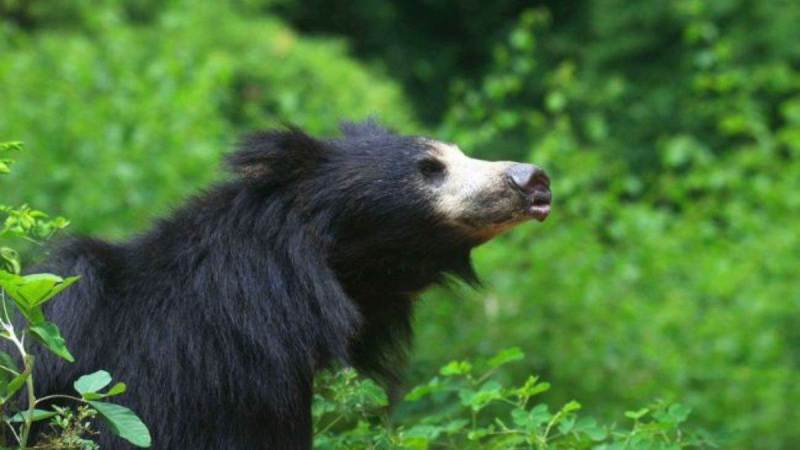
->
[30,122,490,449]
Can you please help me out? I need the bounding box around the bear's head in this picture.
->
[227,121,551,292]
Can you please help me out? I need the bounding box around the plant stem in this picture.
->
[3,420,20,445]
[315,415,344,436]
[2,321,37,448]
[34,394,85,406]
[0,290,10,324]
[541,406,569,449]
[19,354,35,447]
[0,364,20,376]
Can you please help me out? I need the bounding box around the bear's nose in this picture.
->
[506,164,550,194]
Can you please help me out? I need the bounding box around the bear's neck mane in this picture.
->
[134,181,477,386]
[329,231,477,385]
[324,197,479,385]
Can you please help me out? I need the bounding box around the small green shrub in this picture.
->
[313,348,714,449]
[0,141,150,449]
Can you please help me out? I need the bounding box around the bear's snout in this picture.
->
[506,164,549,193]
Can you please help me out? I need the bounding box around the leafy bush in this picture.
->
[0,1,414,238]
[0,142,150,448]
[409,7,800,449]
[313,349,713,449]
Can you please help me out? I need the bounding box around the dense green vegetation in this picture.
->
[313,350,713,449]
[2,1,799,448]
[0,1,413,236]
[0,142,150,448]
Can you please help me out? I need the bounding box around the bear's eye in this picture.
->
[418,158,446,179]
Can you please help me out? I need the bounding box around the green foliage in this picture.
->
[0,1,414,237]
[271,0,533,122]
[0,142,70,274]
[0,143,150,448]
[36,405,100,450]
[313,349,713,449]
[413,5,800,449]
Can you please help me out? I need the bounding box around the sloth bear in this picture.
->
[36,121,551,449]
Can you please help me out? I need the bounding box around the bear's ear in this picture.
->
[227,127,329,184]
[340,119,394,139]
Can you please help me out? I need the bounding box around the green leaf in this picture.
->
[105,382,128,397]
[1,368,30,403]
[30,321,75,362]
[667,403,692,424]
[404,377,442,401]
[511,404,551,431]
[89,401,151,448]
[624,407,650,420]
[74,370,113,396]
[467,427,492,440]
[440,361,472,376]
[0,374,7,399]
[8,408,57,423]
[459,381,503,411]
[82,392,104,400]
[348,378,388,409]
[0,141,23,153]
[18,304,45,325]
[0,273,77,326]
[515,376,550,400]
[0,273,78,310]
[2,273,58,307]
[72,370,114,400]
[561,400,582,414]
[404,424,443,440]
[29,274,77,307]
[573,417,608,441]
[442,418,469,435]
[488,347,524,368]
[6,373,28,399]
[0,351,19,374]
[0,351,19,399]
[558,416,576,434]
[0,247,21,275]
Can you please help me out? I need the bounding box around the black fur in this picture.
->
[33,122,482,449]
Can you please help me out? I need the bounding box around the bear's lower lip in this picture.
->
[523,187,551,222]
[527,204,551,222]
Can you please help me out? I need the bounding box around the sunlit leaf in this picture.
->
[74,370,113,395]
[488,347,524,368]
[440,361,471,376]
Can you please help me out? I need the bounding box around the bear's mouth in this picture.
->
[525,188,552,222]
[464,184,552,242]
[506,175,551,223]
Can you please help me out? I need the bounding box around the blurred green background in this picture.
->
[2,1,799,448]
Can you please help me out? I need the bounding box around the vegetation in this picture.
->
[0,142,150,448]
[2,0,799,448]
[313,349,713,449]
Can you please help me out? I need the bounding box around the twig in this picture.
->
[34,394,85,406]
